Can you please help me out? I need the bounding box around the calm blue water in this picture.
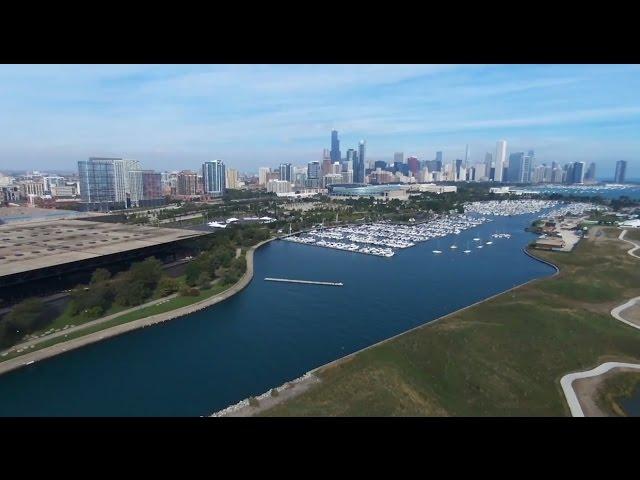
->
[0,214,555,416]
[622,387,640,416]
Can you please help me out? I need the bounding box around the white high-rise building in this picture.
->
[494,140,507,182]
[394,152,404,164]
[258,167,270,186]
[464,144,470,166]
[266,179,291,194]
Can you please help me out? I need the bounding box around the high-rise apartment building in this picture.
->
[394,152,404,165]
[354,140,366,183]
[278,163,293,182]
[177,170,198,196]
[614,160,627,184]
[225,168,239,189]
[258,167,270,186]
[202,160,225,196]
[494,140,507,182]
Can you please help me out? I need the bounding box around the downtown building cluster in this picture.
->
[254,133,617,195]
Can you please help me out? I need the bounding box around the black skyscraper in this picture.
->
[330,130,341,163]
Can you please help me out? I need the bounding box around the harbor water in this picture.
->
[0,213,555,416]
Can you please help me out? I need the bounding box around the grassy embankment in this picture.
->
[262,227,640,416]
[0,281,230,363]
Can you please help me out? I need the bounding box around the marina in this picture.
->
[284,214,489,257]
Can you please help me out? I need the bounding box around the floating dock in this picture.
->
[264,277,343,286]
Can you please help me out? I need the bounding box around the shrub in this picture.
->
[248,396,260,407]
[157,276,179,297]
[179,285,200,297]
[270,388,279,398]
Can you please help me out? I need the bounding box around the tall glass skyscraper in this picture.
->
[330,130,341,163]
[354,140,366,183]
[202,160,226,196]
[614,160,627,184]
[78,157,119,204]
[278,163,293,182]
[494,140,507,182]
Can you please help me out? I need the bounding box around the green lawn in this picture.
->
[262,227,640,416]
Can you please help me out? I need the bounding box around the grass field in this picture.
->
[262,227,640,416]
[595,371,640,416]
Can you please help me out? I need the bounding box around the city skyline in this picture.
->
[0,65,639,177]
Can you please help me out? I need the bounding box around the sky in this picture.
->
[0,64,638,178]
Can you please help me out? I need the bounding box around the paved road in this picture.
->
[560,229,640,417]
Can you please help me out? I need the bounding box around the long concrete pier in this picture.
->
[264,278,343,286]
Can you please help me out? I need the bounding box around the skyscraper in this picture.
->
[455,159,463,180]
[435,151,443,167]
[394,152,404,165]
[78,157,119,204]
[585,162,596,182]
[614,160,627,184]
[258,167,270,186]
[330,130,341,163]
[177,170,198,195]
[572,162,585,184]
[508,152,525,183]
[226,168,239,189]
[464,144,470,167]
[306,161,321,188]
[494,140,507,182]
[202,160,225,196]
[354,140,366,183]
[407,157,419,177]
[278,163,293,182]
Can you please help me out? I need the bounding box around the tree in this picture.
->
[157,276,179,297]
[270,388,279,398]
[90,268,111,284]
[248,396,260,407]
[197,272,212,289]
[114,280,150,307]
[2,298,47,337]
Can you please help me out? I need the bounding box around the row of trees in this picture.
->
[68,257,167,318]
[0,298,47,348]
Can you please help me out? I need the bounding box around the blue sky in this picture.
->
[0,64,638,178]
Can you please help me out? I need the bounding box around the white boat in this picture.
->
[473,238,480,241]
[463,249,471,253]
[450,245,458,249]
[477,245,483,249]
[432,250,442,254]
[486,241,493,245]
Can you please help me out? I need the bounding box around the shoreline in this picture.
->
[0,237,276,377]
[212,245,560,417]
